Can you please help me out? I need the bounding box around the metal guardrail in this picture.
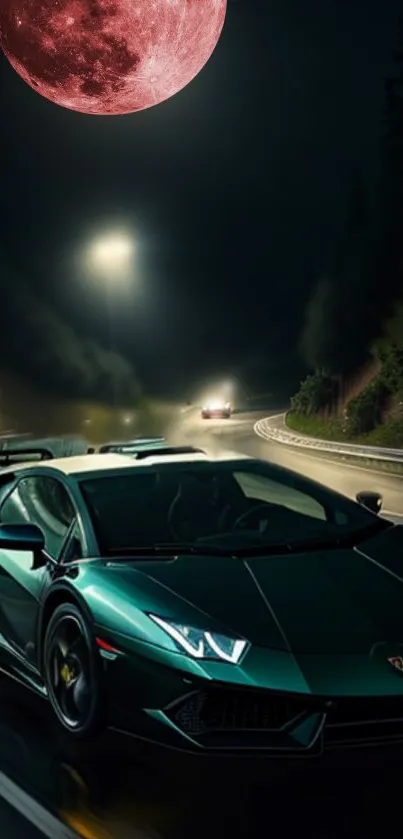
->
[254,414,403,464]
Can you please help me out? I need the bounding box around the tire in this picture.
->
[43,603,104,739]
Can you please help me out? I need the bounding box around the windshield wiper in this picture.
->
[106,520,391,560]
[235,519,391,557]
[106,543,235,559]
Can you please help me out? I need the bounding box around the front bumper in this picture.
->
[101,645,403,757]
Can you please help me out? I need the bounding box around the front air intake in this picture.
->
[168,688,308,736]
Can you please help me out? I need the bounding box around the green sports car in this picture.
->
[0,444,403,755]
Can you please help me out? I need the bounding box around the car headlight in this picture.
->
[149,615,248,663]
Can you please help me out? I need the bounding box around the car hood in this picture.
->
[119,524,403,655]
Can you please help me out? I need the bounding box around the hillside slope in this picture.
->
[288,360,403,449]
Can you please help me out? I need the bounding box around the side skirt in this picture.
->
[0,633,47,698]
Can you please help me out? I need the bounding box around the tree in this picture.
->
[293,15,403,430]
[300,278,338,373]
[291,373,335,417]
[300,174,373,376]
[375,13,403,315]
[373,299,403,398]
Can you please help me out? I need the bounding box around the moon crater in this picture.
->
[0,0,227,114]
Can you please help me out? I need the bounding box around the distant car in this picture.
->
[0,446,402,758]
[201,400,231,419]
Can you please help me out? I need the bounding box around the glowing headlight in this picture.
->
[149,615,248,663]
[204,400,224,410]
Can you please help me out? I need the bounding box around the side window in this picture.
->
[0,483,31,525]
[1,476,76,560]
[234,472,327,521]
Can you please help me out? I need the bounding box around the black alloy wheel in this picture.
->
[43,603,103,738]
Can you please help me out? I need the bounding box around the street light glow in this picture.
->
[86,230,135,279]
[92,233,133,264]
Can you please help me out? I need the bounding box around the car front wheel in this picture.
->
[43,603,103,738]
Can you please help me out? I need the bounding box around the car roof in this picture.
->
[6,449,250,478]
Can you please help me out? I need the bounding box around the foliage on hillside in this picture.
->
[291,374,335,417]
[290,14,403,448]
[289,314,403,445]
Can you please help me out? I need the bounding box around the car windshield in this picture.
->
[79,461,387,556]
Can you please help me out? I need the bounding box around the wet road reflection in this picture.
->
[0,678,402,839]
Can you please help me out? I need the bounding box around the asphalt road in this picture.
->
[0,798,43,839]
[2,678,403,839]
[1,410,403,839]
[174,408,403,517]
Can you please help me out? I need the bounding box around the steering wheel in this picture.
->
[233,502,278,531]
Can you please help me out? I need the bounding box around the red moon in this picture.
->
[0,0,227,115]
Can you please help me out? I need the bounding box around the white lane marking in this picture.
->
[0,771,79,839]
[276,446,403,481]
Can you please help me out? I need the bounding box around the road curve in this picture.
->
[174,409,403,518]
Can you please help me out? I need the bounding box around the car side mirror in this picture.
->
[0,523,46,569]
[356,491,383,515]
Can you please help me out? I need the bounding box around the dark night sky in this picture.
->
[0,0,401,399]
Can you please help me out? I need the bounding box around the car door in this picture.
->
[0,474,77,663]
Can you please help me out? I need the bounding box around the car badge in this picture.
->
[387,656,403,672]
